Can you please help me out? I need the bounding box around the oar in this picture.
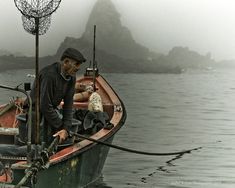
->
[69,131,202,156]
[15,136,60,188]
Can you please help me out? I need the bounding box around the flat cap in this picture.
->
[61,48,86,63]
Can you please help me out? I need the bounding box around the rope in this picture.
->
[70,132,202,156]
[12,101,24,128]
[15,136,60,188]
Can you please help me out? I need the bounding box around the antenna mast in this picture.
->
[92,25,97,92]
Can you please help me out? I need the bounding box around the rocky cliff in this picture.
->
[0,0,215,73]
[55,0,181,73]
[82,0,150,60]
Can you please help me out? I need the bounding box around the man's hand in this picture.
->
[53,129,68,143]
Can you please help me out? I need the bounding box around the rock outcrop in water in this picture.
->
[0,0,215,73]
[82,0,149,60]
[55,0,181,73]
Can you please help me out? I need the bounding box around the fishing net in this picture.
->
[22,15,51,35]
[14,0,61,18]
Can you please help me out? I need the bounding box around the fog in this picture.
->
[0,0,235,61]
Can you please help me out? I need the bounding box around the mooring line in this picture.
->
[70,132,202,156]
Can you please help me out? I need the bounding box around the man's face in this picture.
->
[64,58,81,76]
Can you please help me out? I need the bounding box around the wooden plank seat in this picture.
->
[0,128,19,136]
[0,144,27,158]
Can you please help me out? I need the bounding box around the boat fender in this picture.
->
[88,92,103,112]
[74,84,93,102]
[73,91,91,102]
[75,82,86,92]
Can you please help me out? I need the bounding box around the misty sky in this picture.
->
[1,0,235,61]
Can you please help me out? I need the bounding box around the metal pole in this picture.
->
[35,17,40,145]
[92,25,96,92]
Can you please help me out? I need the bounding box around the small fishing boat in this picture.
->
[0,67,126,187]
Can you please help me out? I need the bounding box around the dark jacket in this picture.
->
[30,62,75,133]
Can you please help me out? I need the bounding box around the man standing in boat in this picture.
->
[29,48,86,144]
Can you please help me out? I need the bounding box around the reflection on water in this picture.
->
[102,69,235,188]
[87,176,112,188]
[0,68,235,187]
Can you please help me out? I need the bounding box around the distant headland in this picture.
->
[0,0,223,73]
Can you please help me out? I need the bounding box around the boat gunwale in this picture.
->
[48,74,127,165]
[11,74,127,168]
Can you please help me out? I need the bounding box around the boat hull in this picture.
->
[11,136,114,188]
[0,74,126,187]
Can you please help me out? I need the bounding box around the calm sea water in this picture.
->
[0,68,235,188]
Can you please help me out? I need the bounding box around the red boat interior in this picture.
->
[0,73,125,184]
[0,75,123,161]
